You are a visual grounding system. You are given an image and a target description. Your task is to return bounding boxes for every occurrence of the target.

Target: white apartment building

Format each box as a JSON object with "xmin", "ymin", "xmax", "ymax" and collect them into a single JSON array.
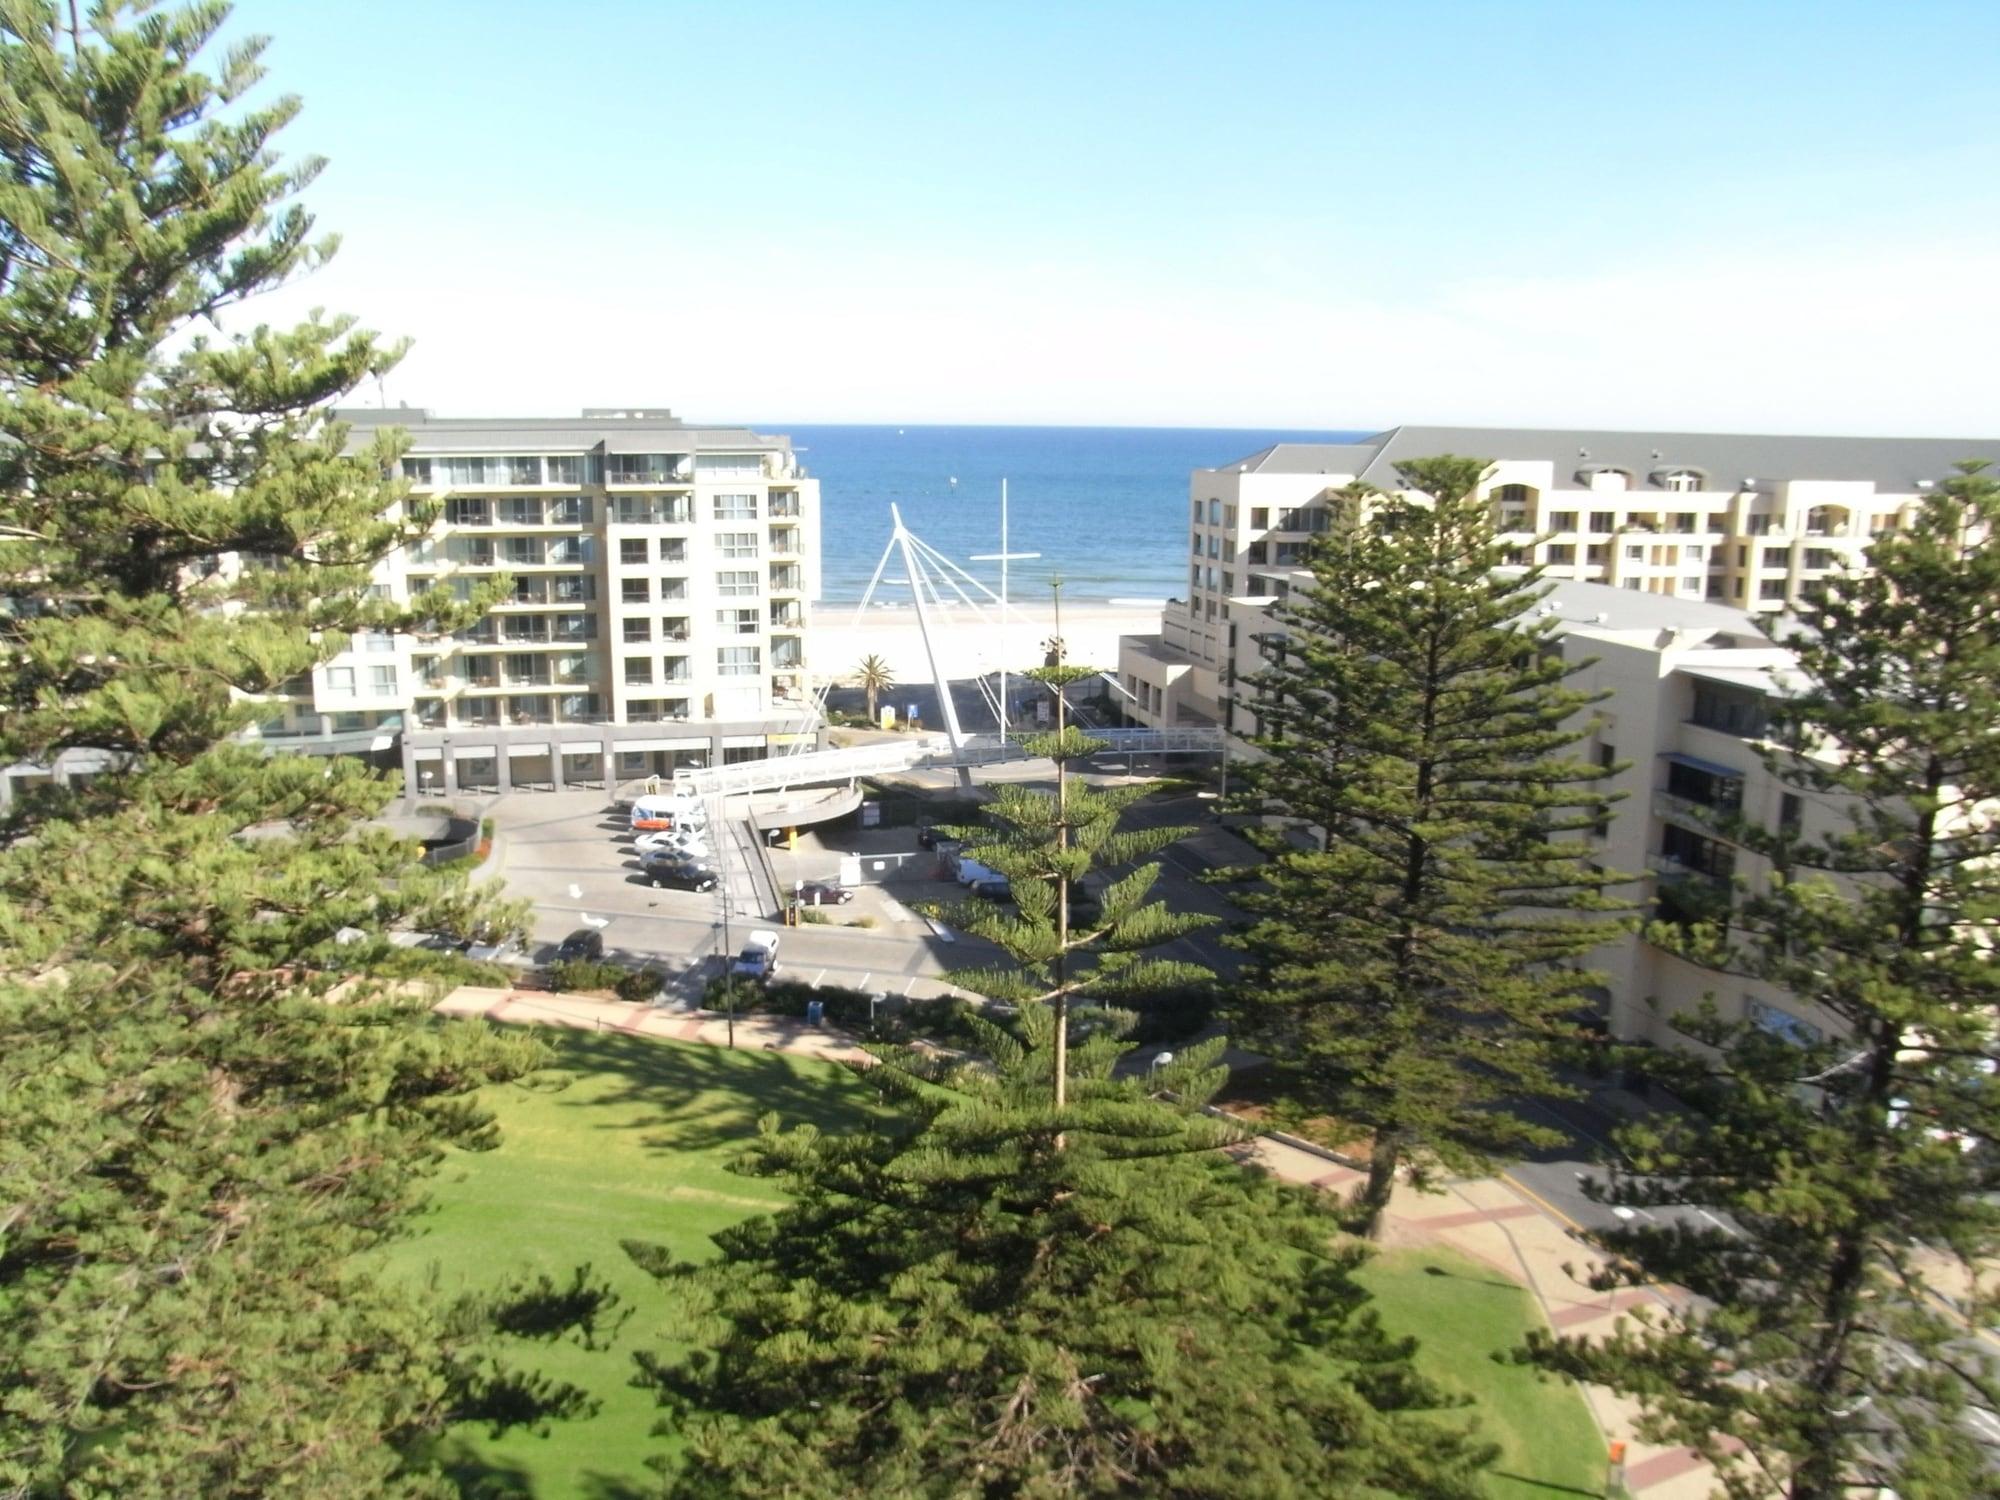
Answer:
[
  {"xmin": 259, "ymin": 406, "xmax": 822, "ymax": 797},
  {"xmin": 1122, "ymin": 425, "xmax": 1995, "ymax": 738}
]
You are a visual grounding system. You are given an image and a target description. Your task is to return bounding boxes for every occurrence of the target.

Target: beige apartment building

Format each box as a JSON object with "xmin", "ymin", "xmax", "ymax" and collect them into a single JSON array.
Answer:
[
  {"xmin": 266, "ymin": 406, "xmax": 821, "ymax": 796},
  {"xmin": 1123, "ymin": 424, "xmax": 1994, "ymax": 738},
  {"xmin": 1119, "ymin": 425, "xmax": 1998, "ymax": 1050}
]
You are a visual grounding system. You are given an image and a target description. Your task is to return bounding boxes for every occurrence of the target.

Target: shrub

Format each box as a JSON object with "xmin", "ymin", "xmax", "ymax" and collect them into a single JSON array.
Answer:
[
  {"xmin": 848, "ymin": 914, "xmax": 878, "ymax": 929},
  {"xmin": 480, "ymin": 816, "xmax": 496, "ymax": 839},
  {"xmin": 548, "ymin": 958, "xmax": 625, "ymax": 995},
  {"xmin": 897, "ymin": 995, "xmax": 984, "ymax": 1046},
  {"xmin": 615, "ymin": 967, "xmax": 662, "ymax": 1003},
  {"xmin": 799, "ymin": 908, "xmax": 833, "ymax": 925}
]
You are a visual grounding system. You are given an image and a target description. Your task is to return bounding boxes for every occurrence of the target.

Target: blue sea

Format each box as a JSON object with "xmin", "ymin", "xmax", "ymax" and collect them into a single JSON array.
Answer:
[{"xmin": 775, "ymin": 425, "xmax": 1366, "ymax": 605}]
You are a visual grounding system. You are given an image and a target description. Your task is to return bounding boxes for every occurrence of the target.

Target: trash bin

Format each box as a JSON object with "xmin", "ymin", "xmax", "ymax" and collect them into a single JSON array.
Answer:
[{"xmin": 806, "ymin": 999, "xmax": 825, "ymax": 1026}]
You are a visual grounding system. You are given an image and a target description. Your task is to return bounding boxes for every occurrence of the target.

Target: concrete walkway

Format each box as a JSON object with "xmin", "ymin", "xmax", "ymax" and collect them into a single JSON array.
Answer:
[{"xmin": 436, "ymin": 982, "xmax": 1711, "ymax": 1498}]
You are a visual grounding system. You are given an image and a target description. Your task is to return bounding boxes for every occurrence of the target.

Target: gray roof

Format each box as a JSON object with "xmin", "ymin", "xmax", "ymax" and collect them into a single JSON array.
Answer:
[
  {"xmin": 331, "ymin": 406, "xmax": 794, "ymax": 454},
  {"xmin": 1211, "ymin": 426, "xmax": 1999, "ymax": 493},
  {"xmin": 1529, "ymin": 576, "xmax": 1767, "ymax": 637}
]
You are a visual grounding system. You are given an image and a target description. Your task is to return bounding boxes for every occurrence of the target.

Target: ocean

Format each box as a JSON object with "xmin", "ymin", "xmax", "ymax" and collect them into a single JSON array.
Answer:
[{"xmin": 777, "ymin": 424, "xmax": 1364, "ymax": 606}]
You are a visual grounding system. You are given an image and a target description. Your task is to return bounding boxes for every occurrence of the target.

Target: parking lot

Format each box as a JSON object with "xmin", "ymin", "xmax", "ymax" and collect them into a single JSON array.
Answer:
[{"xmin": 475, "ymin": 789, "xmax": 998, "ymax": 1006}]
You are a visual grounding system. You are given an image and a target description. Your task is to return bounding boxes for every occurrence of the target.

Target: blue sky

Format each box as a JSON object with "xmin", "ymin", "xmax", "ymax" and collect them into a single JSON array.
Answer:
[{"xmin": 224, "ymin": 1, "xmax": 2000, "ymax": 432}]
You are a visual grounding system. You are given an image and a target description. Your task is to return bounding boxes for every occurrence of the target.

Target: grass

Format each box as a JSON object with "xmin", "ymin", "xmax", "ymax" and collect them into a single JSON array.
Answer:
[
  {"xmin": 378, "ymin": 1030, "xmax": 876, "ymax": 1499},
  {"xmin": 388, "ymin": 1031, "xmax": 1606, "ymax": 1499},
  {"xmin": 1355, "ymin": 1247, "xmax": 1609, "ymax": 1499}
]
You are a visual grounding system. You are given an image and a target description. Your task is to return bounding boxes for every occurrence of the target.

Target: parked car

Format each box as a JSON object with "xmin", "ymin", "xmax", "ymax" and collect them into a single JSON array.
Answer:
[
  {"xmin": 636, "ymin": 829, "xmax": 711, "ymax": 859},
  {"xmin": 630, "ymin": 791, "xmax": 706, "ymax": 832},
  {"xmin": 729, "ymin": 929, "xmax": 781, "ymax": 983},
  {"xmin": 646, "ymin": 861, "xmax": 718, "ymax": 892},
  {"xmin": 554, "ymin": 927, "xmax": 604, "ymax": 963},
  {"xmin": 794, "ymin": 881, "xmax": 853, "ymax": 906}
]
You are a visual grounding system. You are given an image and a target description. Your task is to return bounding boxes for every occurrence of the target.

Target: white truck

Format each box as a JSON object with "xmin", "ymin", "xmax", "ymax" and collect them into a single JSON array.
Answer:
[{"xmin": 729, "ymin": 929, "xmax": 781, "ymax": 984}]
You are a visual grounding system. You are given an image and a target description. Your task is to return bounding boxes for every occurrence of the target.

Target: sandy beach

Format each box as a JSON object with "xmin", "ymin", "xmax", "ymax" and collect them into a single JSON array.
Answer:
[{"xmin": 811, "ymin": 600, "xmax": 1162, "ymax": 686}]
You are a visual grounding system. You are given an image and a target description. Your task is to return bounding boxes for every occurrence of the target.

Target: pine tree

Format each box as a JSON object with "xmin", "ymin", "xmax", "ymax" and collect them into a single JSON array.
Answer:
[
  {"xmin": 628, "ymin": 1006, "xmax": 1496, "ymax": 1498},
  {"xmin": 930, "ymin": 651, "xmax": 1214, "ymax": 1113},
  {"xmin": 1523, "ymin": 466, "xmax": 2000, "ymax": 1499},
  {"xmin": 0, "ymin": 5, "xmax": 571, "ymax": 1491},
  {"xmin": 1226, "ymin": 458, "xmax": 1628, "ymax": 1234}
]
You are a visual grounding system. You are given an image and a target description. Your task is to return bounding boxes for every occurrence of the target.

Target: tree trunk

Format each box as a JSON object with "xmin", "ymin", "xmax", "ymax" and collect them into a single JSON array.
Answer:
[{"xmin": 1356, "ymin": 1133, "xmax": 1399, "ymax": 1239}]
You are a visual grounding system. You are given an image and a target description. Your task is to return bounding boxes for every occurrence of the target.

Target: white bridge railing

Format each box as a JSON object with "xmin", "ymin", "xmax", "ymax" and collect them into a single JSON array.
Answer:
[{"xmin": 658, "ymin": 727, "xmax": 1227, "ymax": 800}]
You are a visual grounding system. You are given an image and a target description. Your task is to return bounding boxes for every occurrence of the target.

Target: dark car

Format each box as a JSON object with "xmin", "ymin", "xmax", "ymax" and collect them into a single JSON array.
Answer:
[
  {"xmin": 916, "ymin": 823, "xmax": 945, "ymax": 849},
  {"xmin": 554, "ymin": 927, "xmax": 604, "ymax": 963},
  {"xmin": 794, "ymin": 881, "xmax": 853, "ymax": 906},
  {"xmin": 646, "ymin": 859, "xmax": 718, "ymax": 892}
]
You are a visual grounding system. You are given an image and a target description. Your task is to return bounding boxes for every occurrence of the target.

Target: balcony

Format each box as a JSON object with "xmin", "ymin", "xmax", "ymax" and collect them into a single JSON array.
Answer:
[
  {"xmin": 769, "ymin": 493, "xmax": 802, "ymax": 518},
  {"xmin": 770, "ymin": 605, "xmax": 804, "ymax": 629},
  {"xmin": 1653, "ymin": 790, "xmax": 1729, "ymax": 824},
  {"xmin": 769, "ymin": 565, "xmax": 803, "ymax": 593},
  {"xmin": 1647, "ymin": 851, "xmax": 1733, "ymax": 894}
]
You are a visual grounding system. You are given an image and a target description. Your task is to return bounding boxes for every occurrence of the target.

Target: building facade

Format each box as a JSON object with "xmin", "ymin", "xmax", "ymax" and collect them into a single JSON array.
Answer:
[
  {"xmin": 1122, "ymin": 424, "xmax": 1995, "ymax": 737},
  {"xmin": 256, "ymin": 406, "xmax": 822, "ymax": 796}
]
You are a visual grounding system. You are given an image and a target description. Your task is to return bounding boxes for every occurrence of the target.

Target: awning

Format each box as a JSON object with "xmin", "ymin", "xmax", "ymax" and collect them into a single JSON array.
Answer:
[
  {"xmin": 619, "ymin": 736, "xmax": 707, "ymax": 752},
  {"xmin": 722, "ymin": 734, "xmax": 768, "ymax": 749},
  {"xmin": 1660, "ymin": 750, "xmax": 1745, "ymax": 780},
  {"xmin": 450, "ymin": 744, "xmax": 496, "ymax": 760},
  {"xmin": 411, "ymin": 747, "xmax": 443, "ymax": 763},
  {"xmin": 558, "ymin": 740, "xmax": 602, "ymax": 756},
  {"xmin": 506, "ymin": 742, "xmax": 550, "ymax": 758}
]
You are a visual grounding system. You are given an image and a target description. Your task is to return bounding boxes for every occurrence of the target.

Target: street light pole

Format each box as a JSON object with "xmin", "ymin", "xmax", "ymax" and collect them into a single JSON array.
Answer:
[{"xmin": 971, "ymin": 478, "xmax": 1038, "ymax": 745}]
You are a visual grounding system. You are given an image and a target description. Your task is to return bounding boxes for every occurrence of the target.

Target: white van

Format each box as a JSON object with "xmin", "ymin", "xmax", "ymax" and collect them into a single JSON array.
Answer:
[{"xmin": 630, "ymin": 792, "xmax": 707, "ymax": 833}]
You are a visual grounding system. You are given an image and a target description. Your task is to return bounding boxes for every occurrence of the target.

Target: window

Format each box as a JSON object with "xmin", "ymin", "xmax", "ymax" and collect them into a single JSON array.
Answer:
[
  {"xmin": 1803, "ymin": 549, "xmax": 1835, "ymax": 571},
  {"xmin": 1681, "ymin": 577, "xmax": 1703, "ymax": 594},
  {"xmin": 620, "ymin": 538, "xmax": 649, "ymax": 565},
  {"xmin": 1779, "ymin": 793, "xmax": 1803, "ymax": 834},
  {"xmin": 1762, "ymin": 546, "xmax": 1789, "ymax": 568},
  {"xmin": 717, "ymin": 646, "xmax": 761, "ymax": 676},
  {"xmin": 660, "ymin": 538, "xmax": 687, "ymax": 563},
  {"xmin": 552, "ymin": 575, "xmax": 596, "ymax": 602},
  {"xmin": 1707, "ymin": 513, "xmax": 1726, "ymax": 533},
  {"xmin": 623, "ymin": 617, "xmax": 651, "ymax": 643},
  {"xmin": 547, "ymin": 536, "xmax": 593, "ymax": 565},
  {"xmin": 1661, "ymin": 470, "xmax": 1704, "ymax": 492},
  {"xmin": 1683, "ymin": 544, "xmax": 1704, "ymax": 561},
  {"xmin": 719, "ymin": 531, "xmax": 759, "ymax": 559},
  {"xmin": 1250, "ymin": 506, "xmax": 1269, "ymax": 529},
  {"xmin": 1590, "ymin": 511, "xmax": 1616, "ymax": 532},
  {"xmin": 1207, "ymin": 498, "xmax": 1221, "ymax": 524},
  {"xmin": 1190, "ymin": 531, "xmax": 1201, "ymax": 555},
  {"xmin": 1547, "ymin": 543, "xmax": 1575, "ymax": 565},
  {"xmin": 553, "ymin": 613, "xmax": 597, "ymax": 641},
  {"xmin": 713, "ymin": 493, "xmax": 757, "ymax": 520},
  {"xmin": 624, "ymin": 657, "xmax": 653, "ymax": 685},
  {"xmin": 1504, "ymin": 548, "xmax": 1529, "ymax": 567},
  {"xmin": 401, "ymin": 457, "xmax": 432, "ymax": 484},
  {"xmin": 1594, "ymin": 744, "xmax": 1615, "ymax": 837},
  {"xmin": 1746, "ymin": 998, "xmax": 1821, "ymax": 1047},
  {"xmin": 1548, "ymin": 511, "xmax": 1578, "ymax": 532},
  {"xmin": 1221, "ymin": 571, "xmax": 1234, "ymax": 594},
  {"xmin": 547, "ymin": 495, "xmax": 593, "ymax": 525},
  {"xmin": 1586, "ymin": 543, "xmax": 1607, "ymax": 564},
  {"xmin": 497, "ymin": 497, "xmax": 542, "ymax": 525},
  {"xmin": 546, "ymin": 455, "xmax": 587, "ymax": 486},
  {"xmin": 1223, "ymin": 504, "xmax": 1236, "ymax": 528},
  {"xmin": 697, "ymin": 453, "xmax": 760, "ymax": 478},
  {"xmin": 1501, "ymin": 509, "xmax": 1527, "ymax": 531},
  {"xmin": 445, "ymin": 497, "xmax": 490, "ymax": 527},
  {"xmin": 1206, "ymin": 534, "xmax": 1219, "ymax": 558},
  {"xmin": 1190, "ymin": 564, "xmax": 1201, "ymax": 594},
  {"xmin": 717, "ymin": 570, "xmax": 758, "ymax": 596},
  {"xmin": 716, "ymin": 608, "xmax": 760, "ymax": 635},
  {"xmin": 368, "ymin": 665, "xmax": 397, "ymax": 694},
  {"xmin": 1496, "ymin": 483, "xmax": 1530, "ymax": 504},
  {"xmin": 358, "ymin": 629, "xmax": 396, "ymax": 653},
  {"xmin": 325, "ymin": 667, "xmax": 355, "ymax": 697},
  {"xmin": 621, "ymin": 578, "xmax": 649, "ymax": 604},
  {"xmin": 1625, "ymin": 544, "xmax": 1644, "ymax": 560},
  {"xmin": 1192, "ymin": 501, "xmax": 1202, "ymax": 523},
  {"xmin": 502, "ymin": 536, "xmax": 543, "ymax": 565}
]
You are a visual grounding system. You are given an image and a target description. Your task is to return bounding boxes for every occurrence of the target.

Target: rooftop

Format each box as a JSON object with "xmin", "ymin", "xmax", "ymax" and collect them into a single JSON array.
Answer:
[
  {"xmin": 332, "ymin": 406, "xmax": 794, "ymax": 454},
  {"xmin": 1210, "ymin": 425, "xmax": 2000, "ymax": 493}
]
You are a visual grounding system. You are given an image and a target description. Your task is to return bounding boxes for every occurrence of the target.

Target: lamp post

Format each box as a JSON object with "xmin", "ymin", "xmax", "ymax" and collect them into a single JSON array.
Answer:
[{"xmin": 970, "ymin": 478, "xmax": 1039, "ymax": 744}]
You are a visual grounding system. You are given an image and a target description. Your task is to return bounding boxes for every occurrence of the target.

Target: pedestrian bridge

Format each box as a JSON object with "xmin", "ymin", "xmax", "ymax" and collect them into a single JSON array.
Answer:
[{"xmin": 620, "ymin": 726, "xmax": 1227, "ymax": 803}]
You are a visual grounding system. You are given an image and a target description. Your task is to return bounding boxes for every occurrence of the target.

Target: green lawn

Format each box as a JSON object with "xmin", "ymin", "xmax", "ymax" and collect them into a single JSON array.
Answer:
[
  {"xmin": 387, "ymin": 1031, "xmax": 1604, "ymax": 1498},
  {"xmin": 1356, "ymin": 1247, "xmax": 1608, "ymax": 1499}
]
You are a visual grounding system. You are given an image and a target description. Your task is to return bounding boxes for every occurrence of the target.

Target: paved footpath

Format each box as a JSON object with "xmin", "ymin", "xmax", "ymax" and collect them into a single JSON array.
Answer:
[{"xmin": 437, "ymin": 983, "xmax": 1712, "ymax": 1498}]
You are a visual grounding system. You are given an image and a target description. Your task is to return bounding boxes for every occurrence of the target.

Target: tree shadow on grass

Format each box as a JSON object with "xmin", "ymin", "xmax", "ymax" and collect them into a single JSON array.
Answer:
[
  {"xmin": 539, "ymin": 1027, "xmax": 883, "ymax": 1158},
  {"xmin": 1421, "ymin": 1260, "xmax": 1530, "ymax": 1293}
]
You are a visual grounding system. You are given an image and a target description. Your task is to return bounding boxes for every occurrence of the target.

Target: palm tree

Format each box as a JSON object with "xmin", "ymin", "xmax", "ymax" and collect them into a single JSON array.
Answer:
[{"xmin": 856, "ymin": 654, "xmax": 895, "ymax": 723}]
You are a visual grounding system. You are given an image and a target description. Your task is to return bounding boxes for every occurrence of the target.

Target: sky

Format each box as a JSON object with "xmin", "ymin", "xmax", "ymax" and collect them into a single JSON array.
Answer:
[{"xmin": 218, "ymin": 0, "xmax": 2000, "ymax": 434}]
